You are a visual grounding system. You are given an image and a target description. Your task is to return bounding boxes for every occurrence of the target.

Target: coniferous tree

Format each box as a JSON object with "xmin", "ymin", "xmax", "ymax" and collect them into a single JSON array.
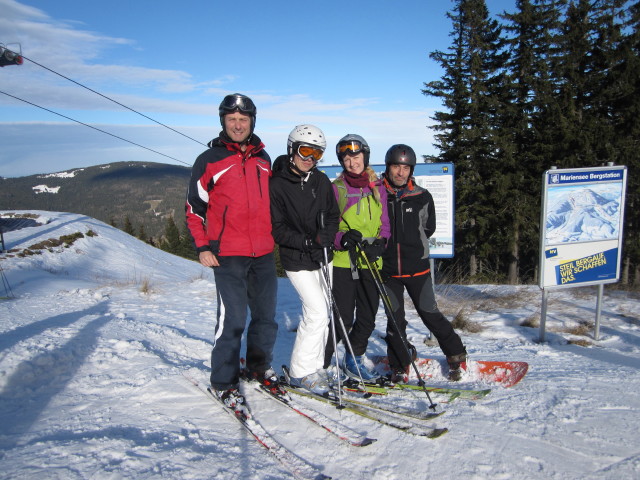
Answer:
[
  {"xmin": 424, "ymin": 0, "xmax": 638, "ymax": 285},
  {"xmin": 179, "ymin": 222, "xmax": 198, "ymax": 261},
  {"xmin": 424, "ymin": 0, "xmax": 506, "ymax": 280},
  {"xmin": 615, "ymin": 0, "xmax": 640, "ymax": 285},
  {"xmin": 160, "ymin": 216, "xmax": 181, "ymax": 255},
  {"xmin": 552, "ymin": 0, "xmax": 605, "ymax": 168},
  {"xmin": 588, "ymin": 0, "xmax": 626, "ymax": 162},
  {"xmin": 498, "ymin": 0, "xmax": 566, "ymax": 283},
  {"xmin": 424, "ymin": 7, "xmax": 470, "ymax": 165},
  {"xmin": 137, "ymin": 224, "xmax": 148, "ymax": 243},
  {"xmin": 123, "ymin": 216, "xmax": 135, "ymax": 236}
]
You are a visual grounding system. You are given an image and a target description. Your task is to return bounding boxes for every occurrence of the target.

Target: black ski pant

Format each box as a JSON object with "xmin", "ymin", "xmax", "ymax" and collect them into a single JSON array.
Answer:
[
  {"xmin": 384, "ymin": 273, "xmax": 465, "ymax": 370},
  {"xmin": 324, "ymin": 266, "xmax": 380, "ymax": 368},
  {"xmin": 210, "ymin": 253, "xmax": 278, "ymax": 390}
]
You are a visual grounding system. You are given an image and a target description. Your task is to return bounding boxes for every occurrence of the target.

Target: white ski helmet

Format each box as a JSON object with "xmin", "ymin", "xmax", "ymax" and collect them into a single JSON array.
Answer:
[{"xmin": 287, "ymin": 124, "xmax": 327, "ymax": 157}]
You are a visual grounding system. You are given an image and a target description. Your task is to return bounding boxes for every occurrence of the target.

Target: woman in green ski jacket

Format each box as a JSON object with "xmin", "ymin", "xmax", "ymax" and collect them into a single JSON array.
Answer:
[{"xmin": 324, "ymin": 134, "xmax": 390, "ymax": 381}]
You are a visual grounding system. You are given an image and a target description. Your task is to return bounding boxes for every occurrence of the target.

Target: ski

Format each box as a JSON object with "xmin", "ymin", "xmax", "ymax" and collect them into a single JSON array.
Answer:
[
  {"xmin": 247, "ymin": 380, "xmax": 376, "ymax": 447},
  {"xmin": 284, "ymin": 384, "xmax": 448, "ymax": 438},
  {"xmin": 281, "ymin": 365, "xmax": 441, "ymax": 422},
  {"xmin": 343, "ymin": 379, "xmax": 491, "ymax": 402},
  {"xmin": 340, "ymin": 387, "xmax": 446, "ymax": 421},
  {"xmin": 183, "ymin": 374, "xmax": 331, "ymax": 480}
]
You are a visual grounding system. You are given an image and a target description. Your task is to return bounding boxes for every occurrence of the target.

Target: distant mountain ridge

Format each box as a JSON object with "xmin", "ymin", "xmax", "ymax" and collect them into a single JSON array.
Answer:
[{"xmin": 0, "ymin": 161, "xmax": 191, "ymax": 241}]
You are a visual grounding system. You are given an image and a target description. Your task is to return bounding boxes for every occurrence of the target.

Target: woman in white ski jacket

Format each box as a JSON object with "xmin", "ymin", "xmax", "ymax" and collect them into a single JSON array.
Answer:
[{"xmin": 270, "ymin": 125, "xmax": 340, "ymax": 395}]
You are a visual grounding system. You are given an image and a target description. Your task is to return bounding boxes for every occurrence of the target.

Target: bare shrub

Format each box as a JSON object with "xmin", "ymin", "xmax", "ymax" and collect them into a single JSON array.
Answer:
[
  {"xmin": 140, "ymin": 278, "xmax": 152, "ymax": 294},
  {"xmin": 451, "ymin": 309, "xmax": 485, "ymax": 333},
  {"xmin": 520, "ymin": 314, "xmax": 540, "ymax": 328}
]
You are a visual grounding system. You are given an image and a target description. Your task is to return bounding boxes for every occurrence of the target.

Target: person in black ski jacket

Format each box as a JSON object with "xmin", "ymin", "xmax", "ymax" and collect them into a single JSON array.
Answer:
[
  {"xmin": 381, "ymin": 144, "xmax": 467, "ymax": 381},
  {"xmin": 270, "ymin": 125, "xmax": 340, "ymax": 395}
]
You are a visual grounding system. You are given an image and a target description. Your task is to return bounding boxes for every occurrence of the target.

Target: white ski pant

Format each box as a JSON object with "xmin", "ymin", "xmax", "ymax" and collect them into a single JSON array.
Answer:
[{"xmin": 287, "ymin": 264, "xmax": 333, "ymax": 379}]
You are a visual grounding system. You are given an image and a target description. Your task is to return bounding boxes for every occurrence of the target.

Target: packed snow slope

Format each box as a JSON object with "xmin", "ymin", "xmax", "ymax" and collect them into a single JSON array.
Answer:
[{"xmin": 1, "ymin": 211, "xmax": 639, "ymax": 480}]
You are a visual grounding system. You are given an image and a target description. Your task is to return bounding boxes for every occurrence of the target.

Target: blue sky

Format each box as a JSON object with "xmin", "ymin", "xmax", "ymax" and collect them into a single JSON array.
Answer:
[{"xmin": 0, "ymin": 0, "xmax": 514, "ymax": 177}]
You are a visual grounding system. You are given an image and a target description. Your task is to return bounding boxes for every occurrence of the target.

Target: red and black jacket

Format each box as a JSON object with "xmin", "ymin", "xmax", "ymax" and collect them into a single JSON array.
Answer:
[{"xmin": 185, "ymin": 133, "xmax": 274, "ymax": 257}]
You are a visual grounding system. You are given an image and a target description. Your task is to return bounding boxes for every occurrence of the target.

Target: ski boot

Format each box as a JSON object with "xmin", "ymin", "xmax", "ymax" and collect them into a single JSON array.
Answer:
[
  {"xmin": 385, "ymin": 367, "xmax": 409, "ymax": 385},
  {"xmin": 344, "ymin": 353, "xmax": 381, "ymax": 382},
  {"xmin": 447, "ymin": 351, "xmax": 467, "ymax": 381},
  {"xmin": 289, "ymin": 370, "xmax": 332, "ymax": 396},
  {"xmin": 323, "ymin": 365, "xmax": 348, "ymax": 388},
  {"xmin": 215, "ymin": 387, "xmax": 245, "ymax": 409},
  {"xmin": 248, "ymin": 367, "xmax": 287, "ymax": 395}
]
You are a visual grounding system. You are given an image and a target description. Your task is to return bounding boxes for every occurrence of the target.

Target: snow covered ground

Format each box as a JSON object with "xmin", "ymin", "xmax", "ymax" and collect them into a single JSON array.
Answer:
[{"xmin": 1, "ymin": 211, "xmax": 639, "ymax": 480}]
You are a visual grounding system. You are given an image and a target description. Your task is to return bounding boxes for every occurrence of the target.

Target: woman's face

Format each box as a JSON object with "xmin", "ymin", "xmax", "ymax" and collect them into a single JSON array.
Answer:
[
  {"xmin": 292, "ymin": 153, "xmax": 316, "ymax": 173},
  {"xmin": 342, "ymin": 152, "xmax": 365, "ymax": 175}
]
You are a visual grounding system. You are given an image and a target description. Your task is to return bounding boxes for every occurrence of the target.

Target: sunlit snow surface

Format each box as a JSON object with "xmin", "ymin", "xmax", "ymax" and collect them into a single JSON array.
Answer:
[{"xmin": 1, "ymin": 211, "xmax": 639, "ymax": 479}]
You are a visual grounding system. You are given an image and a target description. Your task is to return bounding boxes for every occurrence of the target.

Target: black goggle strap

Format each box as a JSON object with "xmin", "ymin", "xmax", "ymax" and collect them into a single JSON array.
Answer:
[{"xmin": 221, "ymin": 95, "xmax": 255, "ymax": 114}]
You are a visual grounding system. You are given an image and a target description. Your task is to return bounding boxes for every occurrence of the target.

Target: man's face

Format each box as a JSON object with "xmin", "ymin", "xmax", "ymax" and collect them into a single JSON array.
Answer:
[
  {"xmin": 224, "ymin": 112, "xmax": 252, "ymax": 143},
  {"xmin": 388, "ymin": 164, "xmax": 411, "ymax": 187}
]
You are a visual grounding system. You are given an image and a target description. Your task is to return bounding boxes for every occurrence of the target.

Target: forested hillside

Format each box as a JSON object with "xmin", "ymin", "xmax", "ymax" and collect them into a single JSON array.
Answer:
[
  {"xmin": 424, "ymin": 0, "xmax": 639, "ymax": 287},
  {"xmin": 0, "ymin": 161, "xmax": 190, "ymax": 243}
]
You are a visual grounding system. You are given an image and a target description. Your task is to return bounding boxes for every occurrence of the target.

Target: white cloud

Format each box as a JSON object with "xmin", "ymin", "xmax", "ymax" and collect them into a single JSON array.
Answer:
[{"xmin": 0, "ymin": 0, "xmax": 442, "ymax": 177}]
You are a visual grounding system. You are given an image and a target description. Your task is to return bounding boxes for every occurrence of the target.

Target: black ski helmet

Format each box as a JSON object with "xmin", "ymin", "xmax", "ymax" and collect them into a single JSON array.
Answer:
[
  {"xmin": 336, "ymin": 134, "xmax": 370, "ymax": 168},
  {"xmin": 385, "ymin": 144, "xmax": 417, "ymax": 176},
  {"xmin": 218, "ymin": 93, "xmax": 257, "ymax": 134}
]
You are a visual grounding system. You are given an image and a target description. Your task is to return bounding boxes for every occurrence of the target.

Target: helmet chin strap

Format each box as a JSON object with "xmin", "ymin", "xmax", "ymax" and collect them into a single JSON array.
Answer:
[{"xmin": 289, "ymin": 156, "xmax": 312, "ymax": 177}]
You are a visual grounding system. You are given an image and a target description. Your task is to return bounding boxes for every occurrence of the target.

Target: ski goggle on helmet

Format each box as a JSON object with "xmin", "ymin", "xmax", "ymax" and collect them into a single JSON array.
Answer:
[
  {"xmin": 218, "ymin": 93, "xmax": 256, "ymax": 117},
  {"xmin": 287, "ymin": 124, "xmax": 326, "ymax": 160},
  {"xmin": 337, "ymin": 141, "xmax": 364, "ymax": 156},
  {"xmin": 336, "ymin": 134, "xmax": 370, "ymax": 167},
  {"xmin": 218, "ymin": 93, "xmax": 257, "ymax": 133},
  {"xmin": 297, "ymin": 144, "xmax": 324, "ymax": 161}
]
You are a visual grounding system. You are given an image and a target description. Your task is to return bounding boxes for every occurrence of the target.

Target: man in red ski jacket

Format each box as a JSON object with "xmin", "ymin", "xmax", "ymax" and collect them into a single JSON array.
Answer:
[{"xmin": 186, "ymin": 93, "xmax": 279, "ymax": 407}]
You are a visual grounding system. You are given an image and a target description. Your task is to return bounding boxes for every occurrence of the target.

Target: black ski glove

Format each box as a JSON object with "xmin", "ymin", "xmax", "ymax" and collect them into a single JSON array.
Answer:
[
  {"xmin": 340, "ymin": 229, "xmax": 363, "ymax": 251},
  {"xmin": 363, "ymin": 238, "xmax": 386, "ymax": 262}
]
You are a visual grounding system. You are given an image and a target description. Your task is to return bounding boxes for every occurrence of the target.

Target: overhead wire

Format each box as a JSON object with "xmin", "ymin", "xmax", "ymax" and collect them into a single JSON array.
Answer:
[
  {"xmin": 20, "ymin": 54, "xmax": 208, "ymax": 148},
  {"xmin": 0, "ymin": 89, "xmax": 191, "ymax": 166},
  {"xmin": 1, "ymin": 52, "xmax": 210, "ymax": 166}
]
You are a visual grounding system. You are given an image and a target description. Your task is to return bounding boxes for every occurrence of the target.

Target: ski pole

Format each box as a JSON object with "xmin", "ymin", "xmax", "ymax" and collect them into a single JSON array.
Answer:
[
  {"xmin": 317, "ymin": 212, "xmax": 372, "ymax": 401},
  {"xmin": 318, "ymin": 262, "xmax": 373, "ymax": 398},
  {"xmin": 317, "ymin": 210, "xmax": 345, "ymax": 407},
  {"xmin": 356, "ymin": 243, "xmax": 438, "ymax": 410},
  {"xmin": 322, "ymin": 260, "xmax": 344, "ymax": 407}
]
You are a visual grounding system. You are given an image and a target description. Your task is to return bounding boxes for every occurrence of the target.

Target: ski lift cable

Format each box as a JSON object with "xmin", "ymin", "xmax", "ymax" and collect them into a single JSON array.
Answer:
[
  {"xmin": 20, "ymin": 54, "xmax": 208, "ymax": 148},
  {"xmin": 0, "ymin": 89, "xmax": 191, "ymax": 166}
]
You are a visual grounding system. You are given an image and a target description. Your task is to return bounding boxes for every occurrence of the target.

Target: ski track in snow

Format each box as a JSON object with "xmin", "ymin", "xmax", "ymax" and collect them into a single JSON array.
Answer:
[{"xmin": 1, "ymin": 211, "xmax": 640, "ymax": 479}]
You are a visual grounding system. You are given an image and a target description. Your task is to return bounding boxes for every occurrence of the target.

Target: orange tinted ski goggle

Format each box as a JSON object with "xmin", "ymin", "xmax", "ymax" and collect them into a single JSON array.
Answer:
[
  {"xmin": 337, "ymin": 141, "xmax": 363, "ymax": 155},
  {"xmin": 298, "ymin": 145, "xmax": 324, "ymax": 161}
]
